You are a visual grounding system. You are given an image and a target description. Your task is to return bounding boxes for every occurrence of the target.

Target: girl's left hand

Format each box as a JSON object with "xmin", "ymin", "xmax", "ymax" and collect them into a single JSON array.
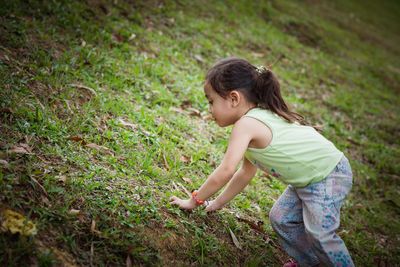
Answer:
[
  {"xmin": 169, "ymin": 196, "xmax": 197, "ymax": 210},
  {"xmin": 205, "ymin": 199, "xmax": 222, "ymax": 212}
]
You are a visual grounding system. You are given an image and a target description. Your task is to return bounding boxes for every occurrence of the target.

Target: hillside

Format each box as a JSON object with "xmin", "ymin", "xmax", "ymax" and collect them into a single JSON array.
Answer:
[{"xmin": 1, "ymin": 0, "xmax": 399, "ymax": 266}]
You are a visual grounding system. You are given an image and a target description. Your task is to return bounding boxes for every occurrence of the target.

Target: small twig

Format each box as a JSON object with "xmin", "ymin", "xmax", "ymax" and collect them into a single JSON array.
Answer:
[
  {"xmin": 163, "ymin": 153, "xmax": 170, "ymax": 171},
  {"xmin": 64, "ymin": 99, "xmax": 73, "ymax": 113},
  {"xmin": 90, "ymin": 242, "xmax": 94, "ymax": 267},
  {"xmin": 30, "ymin": 176, "xmax": 48, "ymax": 197},
  {"xmin": 176, "ymin": 182, "xmax": 191, "ymax": 198},
  {"xmin": 235, "ymin": 215, "xmax": 280, "ymax": 249},
  {"xmin": 267, "ymin": 54, "xmax": 284, "ymax": 69},
  {"xmin": 171, "ymin": 181, "xmax": 191, "ymax": 198}
]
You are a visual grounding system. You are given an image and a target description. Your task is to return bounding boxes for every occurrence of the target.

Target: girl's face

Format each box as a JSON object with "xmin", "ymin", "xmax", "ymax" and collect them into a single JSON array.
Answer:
[{"xmin": 204, "ymin": 83, "xmax": 237, "ymax": 127}]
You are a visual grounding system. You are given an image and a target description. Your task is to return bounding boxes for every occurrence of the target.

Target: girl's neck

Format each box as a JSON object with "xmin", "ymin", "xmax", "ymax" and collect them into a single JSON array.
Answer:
[{"xmin": 236, "ymin": 102, "xmax": 257, "ymax": 121}]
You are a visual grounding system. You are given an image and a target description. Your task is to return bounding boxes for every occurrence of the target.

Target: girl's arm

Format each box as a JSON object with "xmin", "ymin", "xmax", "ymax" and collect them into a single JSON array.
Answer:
[
  {"xmin": 206, "ymin": 157, "xmax": 257, "ymax": 211},
  {"xmin": 170, "ymin": 117, "xmax": 256, "ymax": 209},
  {"xmin": 194, "ymin": 118, "xmax": 256, "ymax": 199}
]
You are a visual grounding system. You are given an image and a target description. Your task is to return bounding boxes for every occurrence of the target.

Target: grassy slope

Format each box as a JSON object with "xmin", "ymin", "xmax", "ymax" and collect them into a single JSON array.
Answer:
[{"xmin": 0, "ymin": 0, "xmax": 399, "ymax": 266}]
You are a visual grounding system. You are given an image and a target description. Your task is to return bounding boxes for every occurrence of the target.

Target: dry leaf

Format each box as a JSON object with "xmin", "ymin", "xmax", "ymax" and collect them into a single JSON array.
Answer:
[
  {"xmin": 58, "ymin": 175, "xmax": 67, "ymax": 184},
  {"xmin": 181, "ymin": 177, "xmax": 192, "ymax": 184},
  {"xmin": 187, "ymin": 107, "xmax": 201, "ymax": 117},
  {"xmin": 252, "ymin": 52, "xmax": 265, "ymax": 58},
  {"xmin": 128, "ymin": 33, "xmax": 136, "ymax": 41},
  {"xmin": 170, "ymin": 107, "xmax": 185, "ymax": 114},
  {"xmin": 1, "ymin": 209, "xmax": 37, "ymax": 236},
  {"xmin": 126, "ymin": 255, "xmax": 132, "ymax": 267},
  {"xmin": 228, "ymin": 227, "xmax": 242, "ymax": 249},
  {"xmin": 68, "ymin": 136, "xmax": 85, "ymax": 143},
  {"xmin": 69, "ymin": 83, "xmax": 97, "ymax": 96},
  {"xmin": 85, "ymin": 143, "xmax": 113, "ymax": 155},
  {"xmin": 91, "ymin": 219, "xmax": 101, "ymax": 234},
  {"xmin": 68, "ymin": 209, "xmax": 80, "ymax": 216},
  {"xmin": 113, "ymin": 33, "xmax": 124, "ymax": 42},
  {"xmin": 194, "ymin": 54, "xmax": 205, "ymax": 63},
  {"xmin": 9, "ymin": 143, "xmax": 33, "ymax": 154},
  {"xmin": 118, "ymin": 118, "xmax": 137, "ymax": 131},
  {"xmin": 180, "ymin": 155, "xmax": 190, "ymax": 163},
  {"xmin": 91, "ymin": 220, "xmax": 96, "ymax": 232},
  {"xmin": 202, "ymin": 114, "xmax": 213, "ymax": 121}
]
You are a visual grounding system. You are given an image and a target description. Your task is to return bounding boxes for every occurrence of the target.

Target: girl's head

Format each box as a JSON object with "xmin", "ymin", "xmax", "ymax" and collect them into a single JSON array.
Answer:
[{"xmin": 204, "ymin": 57, "xmax": 304, "ymax": 126}]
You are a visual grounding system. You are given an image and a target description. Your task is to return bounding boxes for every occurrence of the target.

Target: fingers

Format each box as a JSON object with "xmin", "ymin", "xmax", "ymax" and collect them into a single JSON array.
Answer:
[{"xmin": 169, "ymin": 196, "xmax": 180, "ymax": 205}]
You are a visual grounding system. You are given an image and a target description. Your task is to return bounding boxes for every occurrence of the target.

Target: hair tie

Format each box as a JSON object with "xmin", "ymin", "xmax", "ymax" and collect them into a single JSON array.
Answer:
[{"xmin": 256, "ymin": 65, "xmax": 267, "ymax": 74}]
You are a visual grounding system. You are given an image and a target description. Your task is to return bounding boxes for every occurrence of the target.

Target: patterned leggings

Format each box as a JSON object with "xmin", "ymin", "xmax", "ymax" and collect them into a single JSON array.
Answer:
[{"xmin": 269, "ymin": 156, "xmax": 355, "ymax": 267}]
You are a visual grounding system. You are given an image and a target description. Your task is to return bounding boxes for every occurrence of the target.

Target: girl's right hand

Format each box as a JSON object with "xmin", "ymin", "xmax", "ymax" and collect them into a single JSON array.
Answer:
[{"xmin": 169, "ymin": 196, "xmax": 197, "ymax": 210}]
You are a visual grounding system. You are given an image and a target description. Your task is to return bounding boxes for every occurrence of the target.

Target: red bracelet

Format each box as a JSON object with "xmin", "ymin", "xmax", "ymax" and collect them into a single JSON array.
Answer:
[{"xmin": 191, "ymin": 191, "xmax": 205, "ymax": 206}]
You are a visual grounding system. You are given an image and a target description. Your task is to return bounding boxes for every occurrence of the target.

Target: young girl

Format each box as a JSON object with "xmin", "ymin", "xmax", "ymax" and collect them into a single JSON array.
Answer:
[{"xmin": 170, "ymin": 57, "xmax": 354, "ymax": 267}]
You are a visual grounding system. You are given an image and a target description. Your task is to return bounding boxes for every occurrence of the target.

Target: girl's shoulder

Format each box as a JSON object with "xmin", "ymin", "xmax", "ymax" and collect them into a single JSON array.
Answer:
[{"xmin": 234, "ymin": 116, "xmax": 273, "ymax": 149}]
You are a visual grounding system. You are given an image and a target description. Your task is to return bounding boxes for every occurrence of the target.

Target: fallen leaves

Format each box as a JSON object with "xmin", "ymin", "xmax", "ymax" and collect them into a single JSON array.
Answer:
[
  {"xmin": 228, "ymin": 227, "xmax": 242, "ymax": 250},
  {"xmin": 57, "ymin": 175, "xmax": 67, "ymax": 184},
  {"xmin": 68, "ymin": 209, "xmax": 81, "ymax": 216},
  {"xmin": 181, "ymin": 177, "xmax": 193, "ymax": 184},
  {"xmin": 180, "ymin": 155, "xmax": 190, "ymax": 163},
  {"xmin": 118, "ymin": 118, "xmax": 137, "ymax": 131},
  {"xmin": 85, "ymin": 143, "xmax": 114, "ymax": 155},
  {"xmin": 68, "ymin": 135, "xmax": 86, "ymax": 144},
  {"xmin": 118, "ymin": 117, "xmax": 153, "ymax": 137},
  {"xmin": 8, "ymin": 143, "xmax": 33, "ymax": 155},
  {"xmin": 169, "ymin": 105, "xmax": 205, "ymax": 119},
  {"xmin": 1, "ymin": 209, "xmax": 37, "ymax": 236},
  {"xmin": 193, "ymin": 54, "xmax": 205, "ymax": 63},
  {"xmin": 67, "ymin": 135, "xmax": 114, "ymax": 155},
  {"xmin": 251, "ymin": 52, "xmax": 265, "ymax": 58},
  {"xmin": 90, "ymin": 219, "xmax": 101, "ymax": 235}
]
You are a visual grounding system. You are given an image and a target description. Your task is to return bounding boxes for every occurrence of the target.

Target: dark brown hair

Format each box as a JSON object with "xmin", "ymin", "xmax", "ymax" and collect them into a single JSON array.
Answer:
[{"xmin": 205, "ymin": 57, "xmax": 306, "ymax": 125}]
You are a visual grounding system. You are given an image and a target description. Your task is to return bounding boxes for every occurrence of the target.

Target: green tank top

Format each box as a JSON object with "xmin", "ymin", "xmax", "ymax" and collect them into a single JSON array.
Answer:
[{"xmin": 244, "ymin": 108, "xmax": 343, "ymax": 187}]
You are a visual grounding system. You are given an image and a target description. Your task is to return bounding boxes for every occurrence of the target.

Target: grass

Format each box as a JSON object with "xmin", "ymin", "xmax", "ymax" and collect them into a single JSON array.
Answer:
[{"xmin": 0, "ymin": 0, "xmax": 399, "ymax": 266}]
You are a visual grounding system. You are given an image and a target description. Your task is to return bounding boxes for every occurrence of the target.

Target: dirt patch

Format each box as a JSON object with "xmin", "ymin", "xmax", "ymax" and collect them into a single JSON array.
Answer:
[{"xmin": 141, "ymin": 224, "xmax": 190, "ymax": 265}]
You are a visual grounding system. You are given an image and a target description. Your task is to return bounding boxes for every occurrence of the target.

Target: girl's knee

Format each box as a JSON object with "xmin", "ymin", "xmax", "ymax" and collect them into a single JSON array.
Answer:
[{"xmin": 305, "ymin": 229, "xmax": 337, "ymax": 250}]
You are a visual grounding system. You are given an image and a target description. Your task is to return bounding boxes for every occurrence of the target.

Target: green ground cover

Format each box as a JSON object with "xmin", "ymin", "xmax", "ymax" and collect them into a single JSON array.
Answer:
[{"xmin": 0, "ymin": 0, "xmax": 399, "ymax": 266}]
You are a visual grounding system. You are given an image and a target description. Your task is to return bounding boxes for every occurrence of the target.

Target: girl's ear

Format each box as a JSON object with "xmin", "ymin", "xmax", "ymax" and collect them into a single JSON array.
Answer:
[{"xmin": 229, "ymin": 90, "xmax": 241, "ymax": 107}]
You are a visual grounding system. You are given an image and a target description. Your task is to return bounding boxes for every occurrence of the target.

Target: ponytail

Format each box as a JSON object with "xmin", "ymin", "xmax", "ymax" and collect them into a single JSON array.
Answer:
[{"xmin": 253, "ymin": 68, "xmax": 306, "ymax": 125}]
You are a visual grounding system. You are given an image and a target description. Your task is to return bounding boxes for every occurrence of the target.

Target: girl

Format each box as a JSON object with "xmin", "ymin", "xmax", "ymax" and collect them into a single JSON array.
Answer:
[{"xmin": 170, "ymin": 57, "xmax": 354, "ymax": 267}]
